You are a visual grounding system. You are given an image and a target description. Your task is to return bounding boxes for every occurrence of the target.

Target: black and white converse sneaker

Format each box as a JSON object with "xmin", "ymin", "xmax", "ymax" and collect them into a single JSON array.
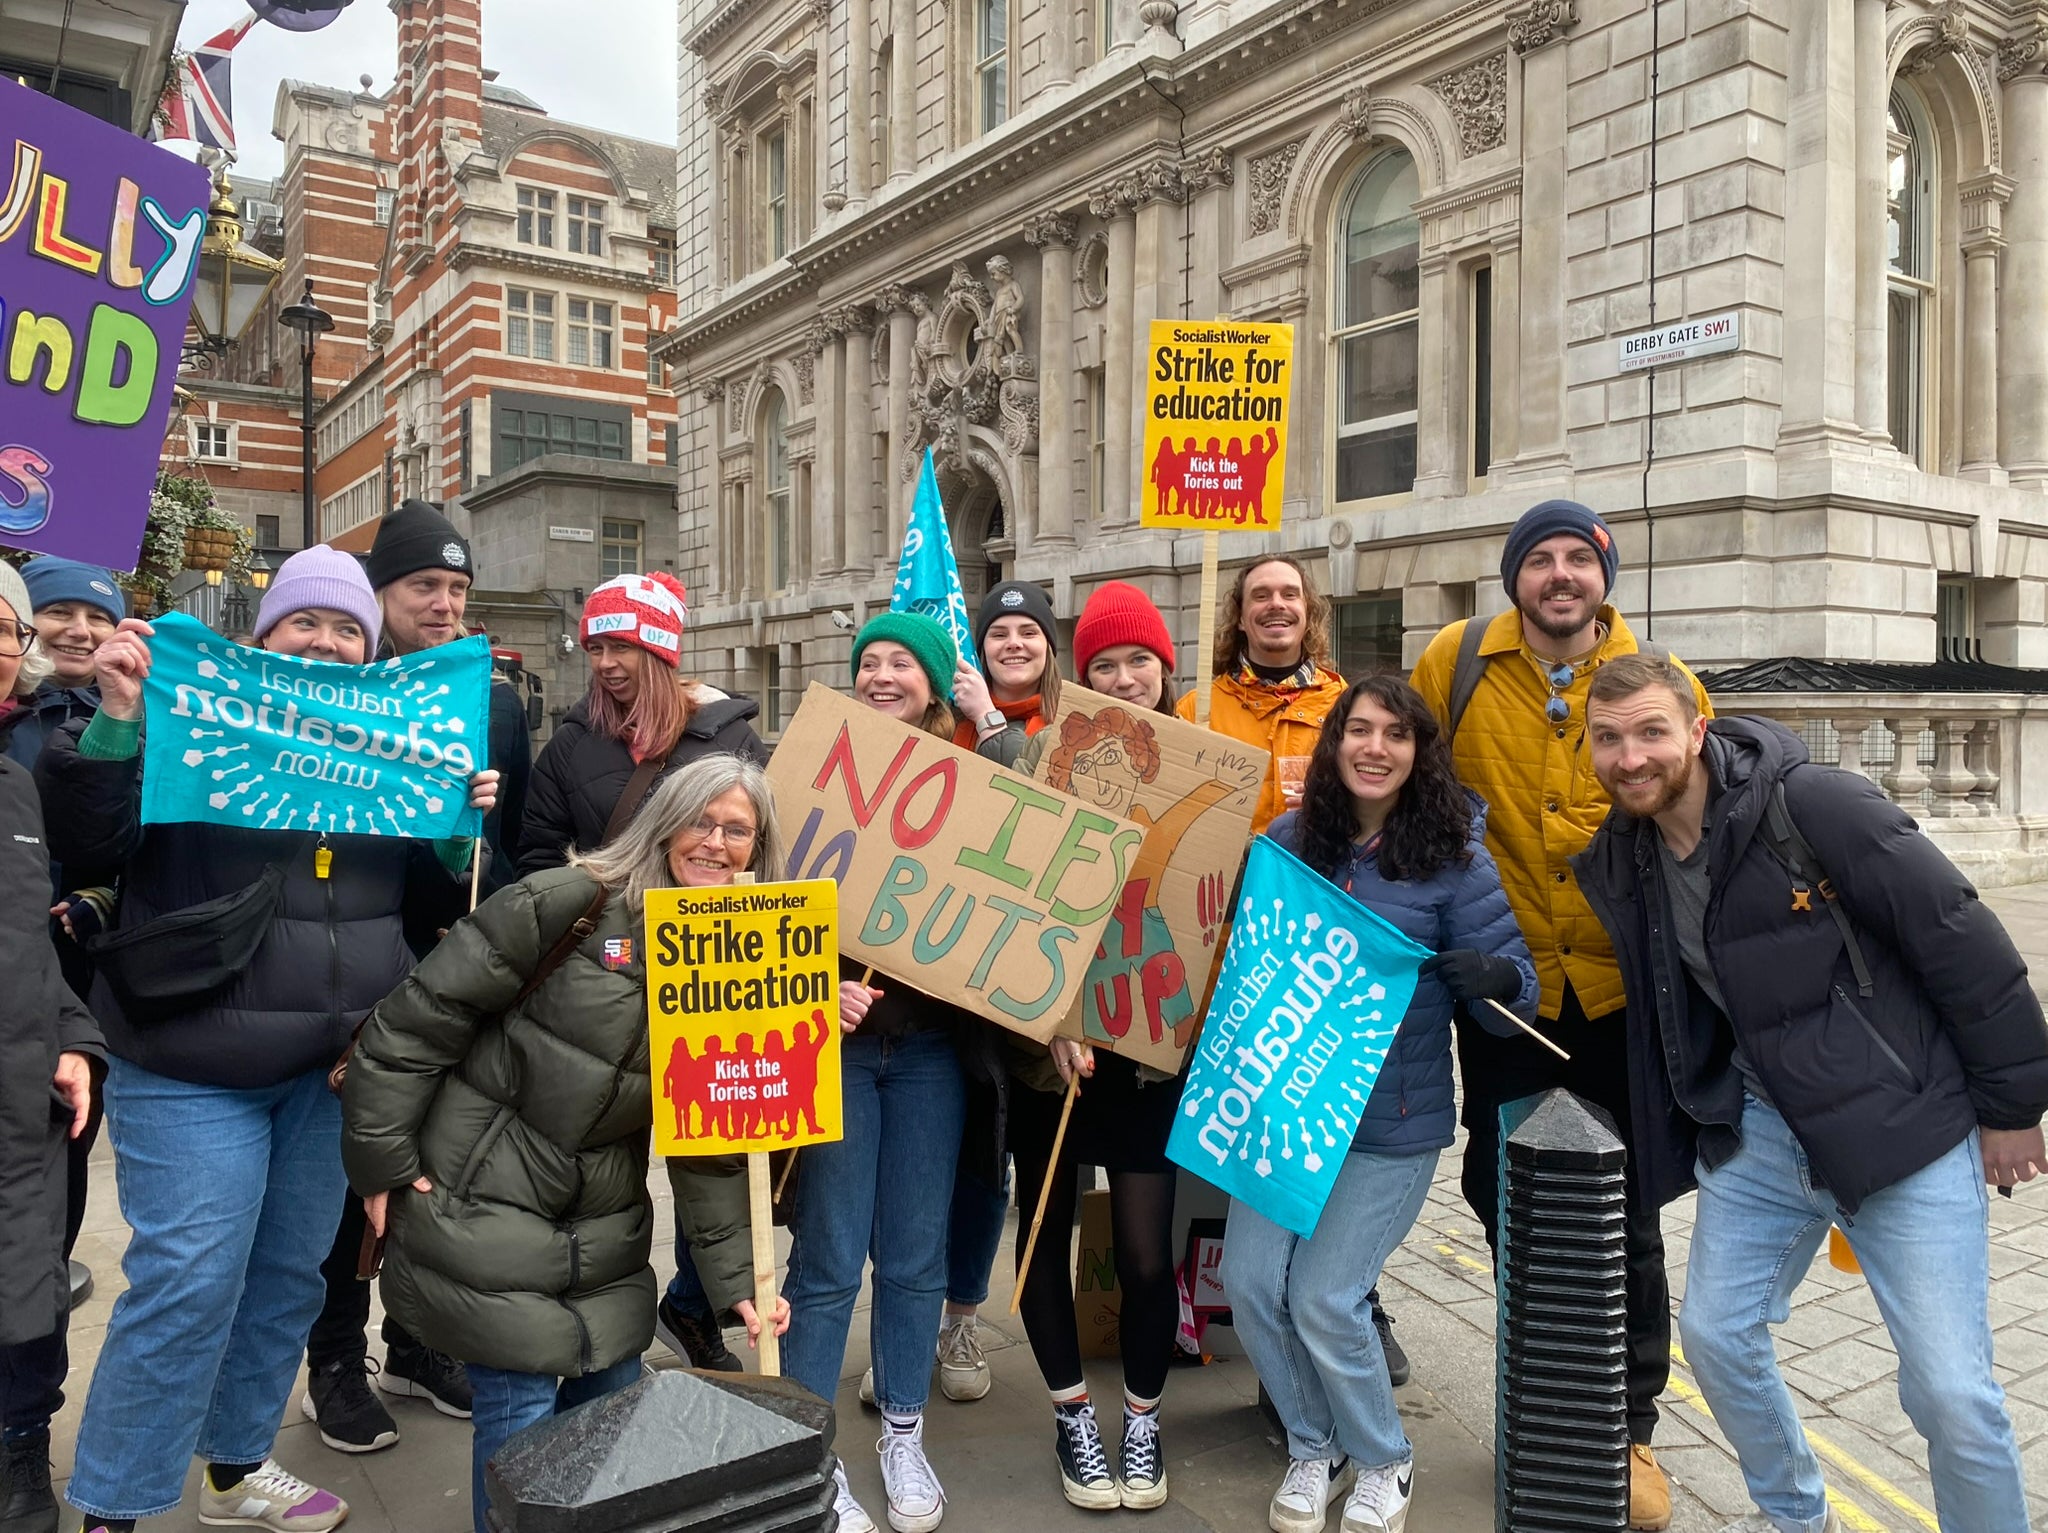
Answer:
[
  {"xmin": 1119, "ymin": 1406, "xmax": 1168, "ymax": 1510},
  {"xmin": 1052, "ymin": 1402, "xmax": 1119, "ymax": 1511}
]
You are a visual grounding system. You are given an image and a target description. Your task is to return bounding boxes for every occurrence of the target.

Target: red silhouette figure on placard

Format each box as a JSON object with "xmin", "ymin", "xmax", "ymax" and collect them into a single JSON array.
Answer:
[
  {"xmin": 661, "ymin": 1037, "xmax": 702, "ymax": 1140},
  {"xmin": 787, "ymin": 1013, "xmax": 830, "ymax": 1136},
  {"xmin": 762, "ymin": 1029, "xmax": 791, "ymax": 1137},
  {"xmin": 698, "ymin": 1033, "xmax": 730, "ymax": 1139},
  {"xmin": 1149, "ymin": 437, "xmax": 1186, "ymax": 519},
  {"xmin": 729, "ymin": 1033, "xmax": 761, "ymax": 1138},
  {"xmin": 1201, "ymin": 438, "xmax": 1224, "ymax": 519},
  {"xmin": 1223, "ymin": 437, "xmax": 1245, "ymax": 523},
  {"xmin": 1240, "ymin": 427, "xmax": 1279, "ymax": 526}
]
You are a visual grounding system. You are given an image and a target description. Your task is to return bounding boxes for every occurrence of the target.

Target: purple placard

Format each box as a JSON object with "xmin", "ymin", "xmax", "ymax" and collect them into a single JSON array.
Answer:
[{"xmin": 0, "ymin": 77, "xmax": 213, "ymax": 571}]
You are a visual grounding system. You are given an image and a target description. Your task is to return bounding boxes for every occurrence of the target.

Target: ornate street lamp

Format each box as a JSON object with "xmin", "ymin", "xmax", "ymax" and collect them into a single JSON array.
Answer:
[
  {"xmin": 185, "ymin": 174, "xmax": 285, "ymax": 369},
  {"xmin": 278, "ymin": 281, "xmax": 335, "ymax": 550}
]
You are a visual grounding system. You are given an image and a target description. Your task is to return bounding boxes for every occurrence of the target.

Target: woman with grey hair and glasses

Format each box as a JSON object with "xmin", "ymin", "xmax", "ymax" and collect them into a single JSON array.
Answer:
[{"xmin": 340, "ymin": 753, "xmax": 796, "ymax": 1533}]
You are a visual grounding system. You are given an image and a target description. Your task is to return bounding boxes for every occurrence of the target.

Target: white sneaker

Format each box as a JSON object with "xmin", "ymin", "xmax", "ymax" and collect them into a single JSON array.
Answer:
[
  {"xmin": 936, "ymin": 1315, "xmax": 990, "ymax": 1402},
  {"xmin": 1340, "ymin": 1459, "xmax": 1413, "ymax": 1533},
  {"xmin": 859, "ymin": 1366, "xmax": 879, "ymax": 1408},
  {"xmin": 877, "ymin": 1419, "xmax": 946, "ymax": 1532},
  {"xmin": 1270, "ymin": 1455, "xmax": 1351, "ymax": 1533},
  {"xmin": 833, "ymin": 1459, "xmax": 878, "ymax": 1533},
  {"xmin": 196, "ymin": 1459, "xmax": 348, "ymax": 1530}
]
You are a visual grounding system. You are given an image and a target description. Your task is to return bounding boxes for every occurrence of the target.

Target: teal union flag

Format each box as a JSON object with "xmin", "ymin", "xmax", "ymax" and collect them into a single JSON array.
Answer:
[
  {"xmin": 1168, "ymin": 835, "xmax": 1430, "ymax": 1237},
  {"xmin": 140, "ymin": 612, "xmax": 490, "ymax": 839},
  {"xmin": 891, "ymin": 447, "xmax": 979, "ymax": 685}
]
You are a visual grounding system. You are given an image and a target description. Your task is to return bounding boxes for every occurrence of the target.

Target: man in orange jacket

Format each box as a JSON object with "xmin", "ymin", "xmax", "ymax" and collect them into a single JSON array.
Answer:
[{"xmin": 1411, "ymin": 499, "xmax": 1710, "ymax": 1532}]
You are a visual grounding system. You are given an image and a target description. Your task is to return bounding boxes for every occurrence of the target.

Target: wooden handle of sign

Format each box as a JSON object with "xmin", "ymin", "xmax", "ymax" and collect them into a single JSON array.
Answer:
[
  {"xmin": 1482, "ymin": 997, "xmax": 1572, "ymax": 1061},
  {"xmin": 1009, "ymin": 1073, "xmax": 1080, "ymax": 1317},
  {"xmin": 1192, "ymin": 531, "xmax": 1221, "ymax": 725},
  {"xmin": 468, "ymin": 842, "xmax": 483, "ymax": 913},
  {"xmin": 746, "ymin": 1151, "xmax": 781, "ymax": 1376}
]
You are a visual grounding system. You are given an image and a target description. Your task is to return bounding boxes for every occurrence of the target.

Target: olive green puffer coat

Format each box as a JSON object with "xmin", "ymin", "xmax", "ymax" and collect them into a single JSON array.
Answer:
[{"xmin": 341, "ymin": 865, "xmax": 750, "ymax": 1377}]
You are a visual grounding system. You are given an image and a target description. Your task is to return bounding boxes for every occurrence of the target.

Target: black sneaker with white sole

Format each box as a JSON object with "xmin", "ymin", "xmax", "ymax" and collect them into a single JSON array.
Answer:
[
  {"xmin": 1053, "ymin": 1403, "xmax": 1119, "ymax": 1511},
  {"xmin": 1119, "ymin": 1407, "xmax": 1168, "ymax": 1510},
  {"xmin": 301, "ymin": 1358, "xmax": 399, "ymax": 1454},
  {"xmin": 380, "ymin": 1340, "xmax": 473, "ymax": 1418},
  {"xmin": 1369, "ymin": 1290, "xmax": 1410, "ymax": 1388}
]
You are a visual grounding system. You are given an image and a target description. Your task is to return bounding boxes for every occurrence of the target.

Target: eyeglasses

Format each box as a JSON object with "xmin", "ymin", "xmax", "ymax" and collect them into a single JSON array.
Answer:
[
  {"xmin": 0, "ymin": 622, "xmax": 38, "ymax": 659},
  {"xmin": 1541, "ymin": 662, "xmax": 1574, "ymax": 725},
  {"xmin": 685, "ymin": 817, "xmax": 757, "ymax": 848}
]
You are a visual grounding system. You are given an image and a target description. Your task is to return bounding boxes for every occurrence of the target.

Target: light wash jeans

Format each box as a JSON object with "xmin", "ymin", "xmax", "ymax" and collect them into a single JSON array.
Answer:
[
  {"xmin": 468, "ymin": 1358, "xmax": 642, "ymax": 1533},
  {"xmin": 1680, "ymin": 1096, "xmax": 2029, "ymax": 1533},
  {"xmin": 1222, "ymin": 1148, "xmax": 1437, "ymax": 1472},
  {"xmin": 946, "ymin": 1155, "xmax": 1010, "ymax": 1307},
  {"xmin": 782, "ymin": 1028, "xmax": 965, "ymax": 1415},
  {"xmin": 66, "ymin": 1060, "xmax": 346, "ymax": 1521}
]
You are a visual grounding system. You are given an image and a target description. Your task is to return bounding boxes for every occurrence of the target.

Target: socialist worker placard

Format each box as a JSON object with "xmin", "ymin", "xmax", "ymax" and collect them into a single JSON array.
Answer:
[{"xmin": 1140, "ymin": 319, "xmax": 1295, "ymax": 531}]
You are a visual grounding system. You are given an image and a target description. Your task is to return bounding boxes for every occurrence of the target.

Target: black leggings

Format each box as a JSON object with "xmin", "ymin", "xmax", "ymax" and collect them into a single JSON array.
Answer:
[{"xmin": 1009, "ymin": 1096, "xmax": 1178, "ymax": 1402}]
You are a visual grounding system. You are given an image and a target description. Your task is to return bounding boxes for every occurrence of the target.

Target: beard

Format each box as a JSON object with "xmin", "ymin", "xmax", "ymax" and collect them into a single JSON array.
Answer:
[
  {"xmin": 1612, "ymin": 751, "xmax": 1695, "ymax": 818},
  {"xmin": 1518, "ymin": 581, "xmax": 1599, "ymax": 641}
]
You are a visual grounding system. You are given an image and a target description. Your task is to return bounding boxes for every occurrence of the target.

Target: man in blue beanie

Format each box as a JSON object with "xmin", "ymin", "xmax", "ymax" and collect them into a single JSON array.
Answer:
[{"xmin": 1411, "ymin": 499, "xmax": 1711, "ymax": 1531}]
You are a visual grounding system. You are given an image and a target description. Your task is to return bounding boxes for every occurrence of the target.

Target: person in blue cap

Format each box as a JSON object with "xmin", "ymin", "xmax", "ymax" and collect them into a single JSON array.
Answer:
[{"xmin": 0, "ymin": 558, "xmax": 125, "ymax": 773}]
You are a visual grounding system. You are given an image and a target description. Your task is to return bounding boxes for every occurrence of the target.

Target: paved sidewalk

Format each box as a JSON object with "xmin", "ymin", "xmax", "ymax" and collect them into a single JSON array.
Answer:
[{"xmin": 40, "ymin": 882, "xmax": 2048, "ymax": 1531}]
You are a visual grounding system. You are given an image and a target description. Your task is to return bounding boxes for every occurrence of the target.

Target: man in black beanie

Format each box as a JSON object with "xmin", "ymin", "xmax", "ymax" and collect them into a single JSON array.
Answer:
[
  {"xmin": 1410, "ymin": 499, "xmax": 1711, "ymax": 1530},
  {"xmin": 299, "ymin": 500, "xmax": 532, "ymax": 1456}
]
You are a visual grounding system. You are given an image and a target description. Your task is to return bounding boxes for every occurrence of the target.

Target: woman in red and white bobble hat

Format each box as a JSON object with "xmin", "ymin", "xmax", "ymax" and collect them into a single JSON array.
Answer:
[{"xmin": 517, "ymin": 572, "xmax": 768, "ymax": 1372}]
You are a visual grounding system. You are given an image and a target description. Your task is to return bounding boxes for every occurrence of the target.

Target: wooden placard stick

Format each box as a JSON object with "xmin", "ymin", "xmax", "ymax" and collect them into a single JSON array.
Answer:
[
  {"xmin": 1481, "ymin": 997, "xmax": 1572, "ymax": 1062},
  {"xmin": 733, "ymin": 872, "xmax": 782, "ymax": 1375},
  {"xmin": 469, "ymin": 841, "xmax": 483, "ymax": 913},
  {"xmin": 1192, "ymin": 531, "xmax": 1221, "ymax": 725},
  {"xmin": 1008, "ymin": 1073, "xmax": 1081, "ymax": 1317}
]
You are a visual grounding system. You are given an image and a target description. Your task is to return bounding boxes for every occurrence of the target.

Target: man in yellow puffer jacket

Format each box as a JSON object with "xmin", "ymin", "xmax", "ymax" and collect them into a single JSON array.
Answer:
[
  {"xmin": 1411, "ymin": 499, "xmax": 1710, "ymax": 1533},
  {"xmin": 1175, "ymin": 556, "xmax": 1347, "ymax": 834}
]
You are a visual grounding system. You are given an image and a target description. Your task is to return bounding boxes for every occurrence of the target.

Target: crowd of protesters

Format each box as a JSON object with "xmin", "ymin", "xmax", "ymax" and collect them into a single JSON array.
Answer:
[{"xmin": 0, "ymin": 495, "xmax": 2043, "ymax": 1533}]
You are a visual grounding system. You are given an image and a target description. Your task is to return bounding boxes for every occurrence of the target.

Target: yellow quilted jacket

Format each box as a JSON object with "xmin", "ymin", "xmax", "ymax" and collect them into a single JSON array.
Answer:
[
  {"xmin": 1411, "ymin": 607, "xmax": 1712, "ymax": 1020},
  {"xmin": 1177, "ymin": 665, "xmax": 1349, "ymax": 834}
]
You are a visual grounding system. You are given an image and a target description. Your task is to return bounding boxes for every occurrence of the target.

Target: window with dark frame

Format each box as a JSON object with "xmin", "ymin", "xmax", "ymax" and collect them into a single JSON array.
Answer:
[
  {"xmin": 492, "ymin": 390, "xmax": 630, "ymax": 470},
  {"xmin": 1333, "ymin": 151, "xmax": 1421, "ymax": 502},
  {"xmin": 601, "ymin": 518, "xmax": 643, "ymax": 580},
  {"xmin": 255, "ymin": 514, "xmax": 281, "ymax": 549},
  {"xmin": 568, "ymin": 196, "xmax": 605, "ymax": 256},
  {"xmin": 516, "ymin": 186, "xmax": 555, "ymax": 247},
  {"xmin": 1471, "ymin": 264, "xmax": 1492, "ymax": 482},
  {"xmin": 1333, "ymin": 594, "xmax": 1405, "ymax": 679},
  {"xmin": 193, "ymin": 423, "xmax": 231, "ymax": 459}
]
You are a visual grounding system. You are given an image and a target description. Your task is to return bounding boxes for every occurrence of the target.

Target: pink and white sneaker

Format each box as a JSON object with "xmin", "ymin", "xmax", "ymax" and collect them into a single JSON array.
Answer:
[{"xmin": 197, "ymin": 1459, "xmax": 349, "ymax": 1531}]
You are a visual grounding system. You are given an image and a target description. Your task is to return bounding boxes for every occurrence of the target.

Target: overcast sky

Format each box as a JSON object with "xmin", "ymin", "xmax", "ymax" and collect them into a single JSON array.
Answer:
[{"xmin": 177, "ymin": 0, "xmax": 678, "ymax": 181}]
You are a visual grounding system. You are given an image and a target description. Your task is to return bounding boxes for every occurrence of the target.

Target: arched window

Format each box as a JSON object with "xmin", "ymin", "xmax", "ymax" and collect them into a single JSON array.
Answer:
[
  {"xmin": 1333, "ymin": 151, "xmax": 1421, "ymax": 501},
  {"xmin": 1888, "ymin": 90, "xmax": 1935, "ymax": 466},
  {"xmin": 762, "ymin": 391, "xmax": 793, "ymax": 591}
]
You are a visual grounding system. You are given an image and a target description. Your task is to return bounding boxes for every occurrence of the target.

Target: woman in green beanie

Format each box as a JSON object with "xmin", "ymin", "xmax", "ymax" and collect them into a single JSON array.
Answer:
[{"xmin": 785, "ymin": 611, "xmax": 973, "ymax": 1533}]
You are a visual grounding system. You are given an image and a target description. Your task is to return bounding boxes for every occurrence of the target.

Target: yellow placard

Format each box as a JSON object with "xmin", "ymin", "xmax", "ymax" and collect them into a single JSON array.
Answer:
[
  {"xmin": 645, "ymin": 880, "xmax": 843, "ymax": 1157},
  {"xmin": 1140, "ymin": 318, "xmax": 1295, "ymax": 530}
]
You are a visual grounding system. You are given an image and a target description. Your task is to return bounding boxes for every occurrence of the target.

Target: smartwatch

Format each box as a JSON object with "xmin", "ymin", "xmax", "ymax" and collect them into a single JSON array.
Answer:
[{"xmin": 979, "ymin": 710, "xmax": 1008, "ymax": 733}]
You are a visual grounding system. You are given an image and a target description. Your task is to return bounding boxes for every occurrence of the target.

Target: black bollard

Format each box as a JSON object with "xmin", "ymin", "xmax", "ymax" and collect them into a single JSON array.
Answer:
[
  {"xmin": 486, "ymin": 1369, "xmax": 838, "ymax": 1533},
  {"xmin": 1494, "ymin": 1089, "xmax": 1629, "ymax": 1532}
]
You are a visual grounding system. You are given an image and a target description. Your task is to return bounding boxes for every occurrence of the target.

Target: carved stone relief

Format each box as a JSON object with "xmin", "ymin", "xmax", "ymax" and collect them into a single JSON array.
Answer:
[
  {"xmin": 1248, "ymin": 140, "xmax": 1305, "ymax": 237},
  {"xmin": 1076, "ymin": 235, "xmax": 1110, "ymax": 307},
  {"xmin": 1506, "ymin": 0, "xmax": 1577, "ymax": 55},
  {"xmin": 1425, "ymin": 52, "xmax": 1510, "ymax": 157},
  {"xmin": 903, "ymin": 260, "xmax": 1039, "ymax": 480}
]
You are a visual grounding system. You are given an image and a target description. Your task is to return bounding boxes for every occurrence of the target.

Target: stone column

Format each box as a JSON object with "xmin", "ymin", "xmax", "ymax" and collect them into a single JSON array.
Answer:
[
  {"xmin": 1091, "ymin": 179, "xmax": 1138, "ymax": 529},
  {"xmin": 892, "ymin": 0, "xmax": 917, "ymax": 180},
  {"xmin": 838, "ymin": 305, "xmax": 875, "ymax": 574},
  {"xmin": 702, "ymin": 382, "xmax": 729, "ymax": 596},
  {"xmin": 1510, "ymin": 18, "xmax": 1573, "ymax": 474},
  {"xmin": 848, "ymin": 0, "xmax": 874, "ymax": 202},
  {"xmin": 880, "ymin": 286, "xmax": 918, "ymax": 567},
  {"xmin": 1960, "ymin": 176, "xmax": 2012, "ymax": 479},
  {"xmin": 810, "ymin": 320, "xmax": 843, "ymax": 582},
  {"xmin": 1853, "ymin": 0, "xmax": 1889, "ymax": 441},
  {"xmin": 1126, "ymin": 163, "xmax": 1184, "ymax": 526},
  {"xmin": 1025, "ymin": 211, "xmax": 1079, "ymax": 547},
  {"xmin": 1413, "ymin": 250, "xmax": 1454, "ymax": 497},
  {"xmin": 2000, "ymin": 29, "xmax": 2048, "ymax": 485},
  {"xmin": 1490, "ymin": 233, "xmax": 1522, "ymax": 470},
  {"xmin": 1781, "ymin": 0, "xmax": 1861, "ymax": 447}
]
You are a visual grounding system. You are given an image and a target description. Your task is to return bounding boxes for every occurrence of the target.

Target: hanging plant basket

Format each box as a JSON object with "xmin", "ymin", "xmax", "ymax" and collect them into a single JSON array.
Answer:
[
  {"xmin": 121, "ymin": 580, "xmax": 159, "ymax": 618},
  {"xmin": 183, "ymin": 526, "xmax": 239, "ymax": 572}
]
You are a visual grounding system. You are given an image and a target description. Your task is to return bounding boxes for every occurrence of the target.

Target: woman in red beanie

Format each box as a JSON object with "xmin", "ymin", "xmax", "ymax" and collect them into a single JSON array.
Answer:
[
  {"xmin": 1006, "ymin": 581, "xmax": 1187, "ymax": 1514},
  {"xmin": 517, "ymin": 572, "xmax": 767, "ymax": 1372}
]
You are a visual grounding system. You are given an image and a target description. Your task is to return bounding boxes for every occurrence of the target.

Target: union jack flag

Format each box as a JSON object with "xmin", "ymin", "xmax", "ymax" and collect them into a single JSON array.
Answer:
[{"xmin": 158, "ymin": 15, "xmax": 256, "ymax": 151}]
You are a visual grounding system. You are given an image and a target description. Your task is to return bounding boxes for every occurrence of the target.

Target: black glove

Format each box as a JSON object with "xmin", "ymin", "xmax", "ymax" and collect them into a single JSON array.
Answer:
[{"xmin": 1419, "ymin": 948, "xmax": 1522, "ymax": 1005}]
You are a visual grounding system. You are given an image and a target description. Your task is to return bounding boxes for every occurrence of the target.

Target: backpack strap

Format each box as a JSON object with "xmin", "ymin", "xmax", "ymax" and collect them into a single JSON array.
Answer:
[
  {"xmin": 603, "ymin": 752, "xmax": 670, "ymax": 846},
  {"xmin": 1445, "ymin": 617, "xmax": 1491, "ymax": 741},
  {"xmin": 514, "ymin": 884, "xmax": 610, "ymax": 1009},
  {"xmin": 1760, "ymin": 778, "xmax": 1875, "ymax": 997}
]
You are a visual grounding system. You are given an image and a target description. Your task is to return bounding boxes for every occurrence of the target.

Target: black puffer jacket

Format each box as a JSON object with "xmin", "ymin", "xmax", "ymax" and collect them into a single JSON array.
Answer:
[
  {"xmin": 0, "ymin": 754, "xmax": 103, "ymax": 1347},
  {"xmin": 517, "ymin": 689, "xmax": 766, "ymax": 872},
  {"xmin": 1574, "ymin": 715, "xmax": 2048, "ymax": 1214},
  {"xmin": 37, "ymin": 719, "xmax": 457, "ymax": 1089}
]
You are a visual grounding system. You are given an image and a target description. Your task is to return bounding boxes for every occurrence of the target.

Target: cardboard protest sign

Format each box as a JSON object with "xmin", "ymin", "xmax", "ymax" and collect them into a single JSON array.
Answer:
[
  {"xmin": 645, "ymin": 880, "xmax": 843, "ymax": 1156},
  {"xmin": 769, "ymin": 684, "xmax": 1144, "ymax": 1041},
  {"xmin": 0, "ymin": 78, "xmax": 214, "ymax": 570},
  {"xmin": 1029, "ymin": 682, "xmax": 1267, "ymax": 1072},
  {"xmin": 1167, "ymin": 836, "xmax": 1429, "ymax": 1237},
  {"xmin": 1141, "ymin": 320, "xmax": 1295, "ymax": 531},
  {"xmin": 141, "ymin": 612, "xmax": 490, "ymax": 838}
]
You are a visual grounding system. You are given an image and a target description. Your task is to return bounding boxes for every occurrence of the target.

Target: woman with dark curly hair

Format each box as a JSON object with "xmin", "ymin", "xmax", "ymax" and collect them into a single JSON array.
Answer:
[{"xmin": 1224, "ymin": 674, "xmax": 1539, "ymax": 1533}]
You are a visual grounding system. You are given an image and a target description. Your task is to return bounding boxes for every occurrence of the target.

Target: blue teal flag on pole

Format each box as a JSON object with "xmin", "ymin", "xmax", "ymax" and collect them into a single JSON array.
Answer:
[
  {"xmin": 140, "ymin": 612, "xmax": 490, "ymax": 839},
  {"xmin": 1167, "ymin": 835, "xmax": 1431, "ymax": 1237},
  {"xmin": 890, "ymin": 447, "xmax": 978, "ymax": 679}
]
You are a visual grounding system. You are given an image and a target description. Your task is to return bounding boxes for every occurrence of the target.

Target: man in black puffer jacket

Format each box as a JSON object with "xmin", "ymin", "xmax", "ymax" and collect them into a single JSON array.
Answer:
[{"xmin": 1574, "ymin": 653, "xmax": 2048, "ymax": 1533}]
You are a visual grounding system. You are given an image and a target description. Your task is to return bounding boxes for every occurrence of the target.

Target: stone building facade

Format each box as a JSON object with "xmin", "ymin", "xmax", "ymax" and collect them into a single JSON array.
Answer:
[{"xmin": 659, "ymin": 0, "xmax": 2048, "ymax": 737}]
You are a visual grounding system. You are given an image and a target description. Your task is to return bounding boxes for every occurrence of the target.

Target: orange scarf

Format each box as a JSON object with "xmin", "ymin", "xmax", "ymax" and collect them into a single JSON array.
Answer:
[{"xmin": 952, "ymin": 694, "xmax": 1047, "ymax": 750}]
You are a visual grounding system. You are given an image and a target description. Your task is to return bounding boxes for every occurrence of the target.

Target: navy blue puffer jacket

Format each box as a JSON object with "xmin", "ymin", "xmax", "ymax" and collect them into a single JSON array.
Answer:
[{"xmin": 1267, "ymin": 802, "xmax": 1540, "ymax": 1155}]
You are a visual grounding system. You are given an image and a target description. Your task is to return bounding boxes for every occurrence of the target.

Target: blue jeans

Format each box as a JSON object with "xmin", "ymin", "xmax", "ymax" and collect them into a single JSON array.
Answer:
[
  {"xmin": 946, "ymin": 1156, "xmax": 1010, "ymax": 1307},
  {"xmin": 665, "ymin": 1217, "xmax": 710, "ymax": 1316},
  {"xmin": 1680, "ymin": 1097, "xmax": 2029, "ymax": 1533},
  {"xmin": 1222, "ymin": 1148, "xmax": 1436, "ymax": 1472},
  {"xmin": 782, "ymin": 1028, "xmax": 965, "ymax": 1415},
  {"xmin": 469, "ymin": 1358, "xmax": 642, "ymax": 1533},
  {"xmin": 66, "ymin": 1061, "xmax": 346, "ymax": 1521}
]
